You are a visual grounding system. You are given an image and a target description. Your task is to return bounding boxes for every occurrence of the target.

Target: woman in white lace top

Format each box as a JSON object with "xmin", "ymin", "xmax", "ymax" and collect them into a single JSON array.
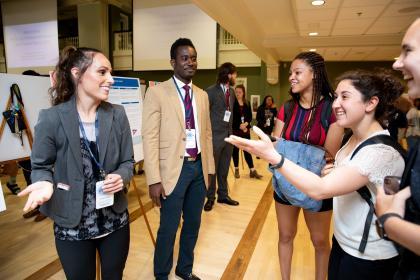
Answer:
[{"xmin": 226, "ymin": 70, "xmax": 405, "ymax": 280}]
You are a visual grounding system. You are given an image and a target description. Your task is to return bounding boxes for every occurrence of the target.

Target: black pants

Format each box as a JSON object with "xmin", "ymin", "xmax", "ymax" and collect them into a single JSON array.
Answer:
[
  {"xmin": 232, "ymin": 134, "xmax": 254, "ymax": 169},
  {"xmin": 328, "ymin": 236, "xmax": 399, "ymax": 280},
  {"xmin": 55, "ymin": 224, "xmax": 130, "ymax": 280}
]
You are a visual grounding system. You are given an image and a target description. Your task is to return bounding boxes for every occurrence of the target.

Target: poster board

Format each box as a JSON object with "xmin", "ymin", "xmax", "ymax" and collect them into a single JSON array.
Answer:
[
  {"xmin": 0, "ymin": 73, "xmax": 50, "ymax": 162},
  {"xmin": 108, "ymin": 77, "xmax": 144, "ymax": 162}
]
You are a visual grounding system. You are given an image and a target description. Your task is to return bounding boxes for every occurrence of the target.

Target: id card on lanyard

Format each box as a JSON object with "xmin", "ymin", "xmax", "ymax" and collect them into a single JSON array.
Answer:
[{"xmin": 78, "ymin": 113, "xmax": 114, "ymax": 209}]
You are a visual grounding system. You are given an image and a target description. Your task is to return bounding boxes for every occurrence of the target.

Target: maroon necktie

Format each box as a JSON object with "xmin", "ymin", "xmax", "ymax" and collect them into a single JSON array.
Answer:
[
  {"xmin": 183, "ymin": 85, "xmax": 198, "ymax": 158},
  {"xmin": 225, "ymin": 87, "xmax": 230, "ymax": 110}
]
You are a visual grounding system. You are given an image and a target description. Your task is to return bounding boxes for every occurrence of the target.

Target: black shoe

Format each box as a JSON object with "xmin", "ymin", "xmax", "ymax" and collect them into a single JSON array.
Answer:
[
  {"xmin": 203, "ymin": 199, "xmax": 214, "ymax": 211},
  {"xmin": 6, "ymin": 182, "xmax": 20, "ymax": 195},
  {"xmin": 175, "ymin": 270, "xmax": 201, "ymax": 280},
  {"xmin": 217, "ymin": 196, "xmax": 239, "ymax": 206},
  {"xmin": 23, "ymin": 207, "xmax": 40, "ymax": 219}
]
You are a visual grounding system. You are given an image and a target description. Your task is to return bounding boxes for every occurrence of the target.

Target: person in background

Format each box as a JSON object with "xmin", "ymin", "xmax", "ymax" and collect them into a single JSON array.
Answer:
[
  {"xmin": 232, "ymin": 84, "xmax": 262, "ymax": 179},
  {"xmin": 2, "ymin": 162, "xmax": 20, "ymax": 194},
  {"xmin": 271, "ymin": 52, "xmax": 344, "ymax": 280},
  {"xmin": 227, "ymin": 69, "xmax": 405, "ymax": 280},
  {"xmin": 256, "ymin": 95, "xmax": 277, "ymax": 136},
  {"xmin": 405, "ymin": 98, "xmax": 419, "ymax": 150},
  {"xmin": 387, "ymin": 99, "xmax": 408, "ymax": 141},
  {"xmin": 204, "ymin": 62, "xmax": 239, "ymax": 212},
  {"xmin": 376, "ymin": 17, "xmax": 420, "ymax": 279},
  {"xmin": 18, "ymin": 46, "xmax": 134, "ymax": 279},
  {"xmin": 142, "ymin": 38, "xmax": 214, "ymax": 280}
]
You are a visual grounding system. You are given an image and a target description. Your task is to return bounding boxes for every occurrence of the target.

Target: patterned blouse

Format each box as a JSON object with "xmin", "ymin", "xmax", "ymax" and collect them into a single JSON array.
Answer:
[{"xmin": 54, "ymin": 122, "xmax": 128, "ymax": 241}]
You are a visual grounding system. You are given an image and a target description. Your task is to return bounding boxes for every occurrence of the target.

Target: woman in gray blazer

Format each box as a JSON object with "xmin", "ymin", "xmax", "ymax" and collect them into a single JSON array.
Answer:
[{"xmin": 18, "ymin": 46, "xmax": 134, "ymax": 279}]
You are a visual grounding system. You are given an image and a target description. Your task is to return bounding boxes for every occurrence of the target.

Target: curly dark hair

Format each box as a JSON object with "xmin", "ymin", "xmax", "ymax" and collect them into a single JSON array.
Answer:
[
  {"xmin": 284, "ymin": 52, "xmax": 334, "ymax": 142},
  {"xmin": 49, "ymin": 46, "xmax": 102, "ymax": 105},
  {"xmin": 336, "ymin": 70, "xmax": 404, "ymax": 126}
]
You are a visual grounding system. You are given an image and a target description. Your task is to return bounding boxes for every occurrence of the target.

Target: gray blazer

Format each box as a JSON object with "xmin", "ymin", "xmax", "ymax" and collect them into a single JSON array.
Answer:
[
  {"xmin": 31, "ymin": 96, "xmax": 134, "ymax": 228},
  {"xmin": 206, "ymin": 84, "xmax": 235, "ymax": 149}
]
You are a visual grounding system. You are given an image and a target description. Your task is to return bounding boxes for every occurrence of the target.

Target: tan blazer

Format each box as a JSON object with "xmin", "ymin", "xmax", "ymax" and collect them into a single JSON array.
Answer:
[{"xmin": 142, "ymin": 78, "xmax": 215, "ymax": 196}]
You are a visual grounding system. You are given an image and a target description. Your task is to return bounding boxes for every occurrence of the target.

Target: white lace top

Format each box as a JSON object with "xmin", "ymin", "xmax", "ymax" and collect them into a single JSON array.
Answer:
[{"xmin": 333, "ymin": 130, "xmax": 405, "ymax": 260}]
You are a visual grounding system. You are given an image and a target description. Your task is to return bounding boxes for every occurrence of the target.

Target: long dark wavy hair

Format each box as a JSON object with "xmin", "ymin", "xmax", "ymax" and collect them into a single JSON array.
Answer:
[
  {"xmin": 284, "ymin": 52, "xmax": 334, "ymax": 142},
  {"xmin": 49, "ymin": 46, "xmax": 102, "ymax": 106}
]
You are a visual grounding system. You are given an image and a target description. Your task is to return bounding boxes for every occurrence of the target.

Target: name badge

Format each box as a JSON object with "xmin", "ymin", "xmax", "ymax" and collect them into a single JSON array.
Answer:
[
  {"xmin": 57, "ymin": 183, "xmax": 70, "ymax": 191},
  {"xmin": 223, "ymin": 110, "xmax": 231, "ymax": 122},
  {"xmin": 96, "ymin": 180, "xmax": 114, "ymax": 209},
  {"xmin": 186, "ymin": 129, "xmax": 197, "ymax": 149}
]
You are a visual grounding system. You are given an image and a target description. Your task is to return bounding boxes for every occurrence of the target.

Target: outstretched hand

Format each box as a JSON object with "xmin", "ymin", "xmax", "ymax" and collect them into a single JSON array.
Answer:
[
  {"xmin": 17, "ymin": 181, "xmax": 54, "ymax": 212},
  {"xmin": 225, "ymin": 126, "xmax": 279, "ymax": 165}
]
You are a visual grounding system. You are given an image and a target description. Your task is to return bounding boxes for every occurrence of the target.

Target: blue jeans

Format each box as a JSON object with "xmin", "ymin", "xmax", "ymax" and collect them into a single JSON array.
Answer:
[{"xmin": 154, "ymin": 158, "xmax": 206, "ymax": 280}]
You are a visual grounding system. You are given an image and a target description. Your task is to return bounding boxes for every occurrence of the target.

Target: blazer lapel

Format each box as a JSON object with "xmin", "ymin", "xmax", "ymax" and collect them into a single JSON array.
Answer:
[
  {"xmin": 98, "ymin": 102, "xmax": 113, "ymax": 167},
  {"xmin": 58, "ymin": 97, "xmax": 83, "ymax": 175}
]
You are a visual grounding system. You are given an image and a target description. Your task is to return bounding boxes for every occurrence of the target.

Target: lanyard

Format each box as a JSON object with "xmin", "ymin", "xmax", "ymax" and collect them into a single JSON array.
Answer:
[
  {"xmin": 172, "ymin": 76, "xmax": 194, "ymax": 120},
  {"xmin": 77, "ymin": 112, "xmax": 105, "ymax": 179}
]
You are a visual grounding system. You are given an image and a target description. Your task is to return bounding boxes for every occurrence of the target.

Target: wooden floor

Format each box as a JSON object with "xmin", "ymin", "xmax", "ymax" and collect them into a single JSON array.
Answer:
[{"xmin": 0, "ymin": 154, "xmax": 326, "ymax": 280}]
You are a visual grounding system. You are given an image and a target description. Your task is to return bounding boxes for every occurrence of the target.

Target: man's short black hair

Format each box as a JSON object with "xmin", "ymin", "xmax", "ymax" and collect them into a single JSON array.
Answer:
[{"xmin": 170, "ymin": 38, "xmax": 196, "ymax": 59}]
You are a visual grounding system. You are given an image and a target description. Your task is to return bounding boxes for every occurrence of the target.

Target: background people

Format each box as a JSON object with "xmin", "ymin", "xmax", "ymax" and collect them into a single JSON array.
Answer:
[
  {"xmin": 142, "ymin": 38, "xmax": 215, "ymax": 280},
  {"xmin": 271, "ymin": 52, "xmax": 343, "ymax": 280},
  {"xmin": 232, "ymin": 84, "xmax": 262, "ymax": 179},
  {"xmin": 204, "ymin": 62, "xmax": 239, "ymax": 212},
  {"xmin": 227, "ymin": 69, "xmax": 405, "ymax": 279},
  {"xmin": 256, "ymin": 95, "xmax": 277, "ymax": 136},
  {"xmin": 18, "ymin": 46, "xmax": 134, "ymax": 279}
]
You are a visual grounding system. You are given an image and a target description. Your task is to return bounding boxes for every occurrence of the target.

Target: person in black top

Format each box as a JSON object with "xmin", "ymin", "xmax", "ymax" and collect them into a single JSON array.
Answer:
[
  {"xmin": 256, "ymin": 95, "xmax": 277, "ymax": 136},
  {"xmin": 232, "ymin": 85, "xmax": 262, "ymax": 179}
]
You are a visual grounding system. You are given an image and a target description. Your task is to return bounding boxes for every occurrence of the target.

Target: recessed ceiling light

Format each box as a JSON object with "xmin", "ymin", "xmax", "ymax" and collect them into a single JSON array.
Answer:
[
  {"xmin": 394, "ymin": 57, "xmax": 399, "ymax": 60},
  {"xmin": 312, "ymin": 0, "xmax": 325, "ymax": 6},
  {"xmin": 309, "ymin": 48, "xmax": 317, "ymax": 52},
  {"xmin": 309, "ymin": 32, "xmax": 319, "ymax": 36}
]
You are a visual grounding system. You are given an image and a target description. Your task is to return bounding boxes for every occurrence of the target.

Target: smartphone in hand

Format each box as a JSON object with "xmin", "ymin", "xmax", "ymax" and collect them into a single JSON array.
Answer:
[{"xmin": 383, "ymin": 176, "xmax": 401, "ymax": 195}]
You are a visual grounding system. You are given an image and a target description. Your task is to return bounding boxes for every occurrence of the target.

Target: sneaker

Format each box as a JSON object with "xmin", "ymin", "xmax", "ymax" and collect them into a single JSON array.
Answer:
[
  {"xmin": 250, "ymin": 170, "xmax": 263, "ymax": 179},
  {"xmin": 234, "ymin": 169, "xmax": 240, "ymax": 178}
]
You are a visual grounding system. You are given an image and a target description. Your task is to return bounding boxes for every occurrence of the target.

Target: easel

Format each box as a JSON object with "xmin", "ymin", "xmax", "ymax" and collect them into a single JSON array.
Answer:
[
  {"xmin": 0, "ymin": 90, "xmax": 33, "ymax": 149},
  {"xmin": 95, "ymin": 161, "xmax": 155, "ymax": 280}
]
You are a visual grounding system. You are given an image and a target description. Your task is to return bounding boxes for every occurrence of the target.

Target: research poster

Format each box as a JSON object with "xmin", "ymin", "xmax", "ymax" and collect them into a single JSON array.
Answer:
[{"xmin": 108, "ymin": 77, "xmax": 143, "ymax": 162}]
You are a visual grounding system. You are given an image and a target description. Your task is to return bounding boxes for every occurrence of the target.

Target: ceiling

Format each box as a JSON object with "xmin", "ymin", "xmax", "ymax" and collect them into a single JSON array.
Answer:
[{"xmin": 192, "ymin": 0, "xmax": 420, "ymax": 63}]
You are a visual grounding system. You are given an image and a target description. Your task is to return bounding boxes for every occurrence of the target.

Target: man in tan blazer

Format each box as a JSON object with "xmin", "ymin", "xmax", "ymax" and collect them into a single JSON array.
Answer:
[{"xmin": 142, "ymin": 38, "xmax": 215, "ymax": 280}]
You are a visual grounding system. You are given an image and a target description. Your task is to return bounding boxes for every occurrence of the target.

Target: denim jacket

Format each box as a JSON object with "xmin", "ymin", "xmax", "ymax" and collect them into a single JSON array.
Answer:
[{"xmin": 270, "ymin": 138, "xmax": 326, "ymax": 212}]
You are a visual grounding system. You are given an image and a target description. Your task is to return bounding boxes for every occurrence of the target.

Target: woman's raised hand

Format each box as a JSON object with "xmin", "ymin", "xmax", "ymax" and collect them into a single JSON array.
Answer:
[{"xmin": 18, "ymin": 181, "xmax": 54, "ymax": 212}]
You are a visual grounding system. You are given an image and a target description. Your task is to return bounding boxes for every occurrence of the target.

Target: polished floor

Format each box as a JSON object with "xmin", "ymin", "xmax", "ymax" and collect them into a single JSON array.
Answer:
[{"xmin": 0, "ymin": 153, "xmax": 326, "ymax": 280}]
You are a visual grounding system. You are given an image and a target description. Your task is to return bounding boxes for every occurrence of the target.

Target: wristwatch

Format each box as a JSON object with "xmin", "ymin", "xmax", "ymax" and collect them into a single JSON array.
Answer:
[
  {"xmin": 375, "ymin": 213, "xmax": 402, "ymax": 241},
  {"xmin": 269, "ymin": 153, "xmax": 285, "ymax": 170}
]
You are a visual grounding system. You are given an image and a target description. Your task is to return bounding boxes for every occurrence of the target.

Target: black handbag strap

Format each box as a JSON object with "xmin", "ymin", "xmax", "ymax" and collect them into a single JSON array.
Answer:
[
  {"xmin": 349, "ymin": 134, "xmax": 407, "ymax": 253},
  {"xmin": 10, "ymin": 83, "xmax": 24, "ymax": 108}
]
